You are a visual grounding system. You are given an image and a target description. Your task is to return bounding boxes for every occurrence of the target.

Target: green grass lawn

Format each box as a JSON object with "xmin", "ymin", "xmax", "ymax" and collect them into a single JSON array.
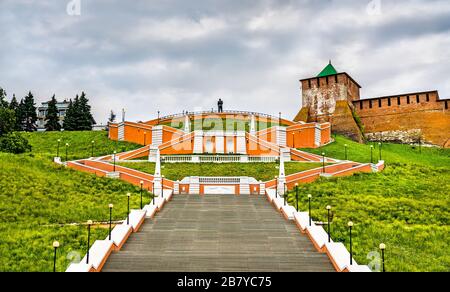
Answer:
[
  {"xmin": 0, "ymin": 131, "xmax": 147, "ymax": 272},
  {"xmin": 118, "ymin": 162, "xmax": 324, "ymax": 182},
  {"xmin": 287, "ymin": 135, "xmax": 450, "ymax": 272}
]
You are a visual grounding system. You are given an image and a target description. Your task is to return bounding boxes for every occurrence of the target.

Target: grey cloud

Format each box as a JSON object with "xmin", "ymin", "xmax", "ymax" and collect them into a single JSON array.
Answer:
[{"xmin": 0, "ymin": 0, "xmax": 449, "ymax": 124}]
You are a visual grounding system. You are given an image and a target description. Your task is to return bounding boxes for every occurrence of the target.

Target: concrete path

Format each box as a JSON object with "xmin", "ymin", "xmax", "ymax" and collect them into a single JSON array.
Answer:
[{"xmin": 102, "ymin": 194, "xmax": 334, "ymax": 272}]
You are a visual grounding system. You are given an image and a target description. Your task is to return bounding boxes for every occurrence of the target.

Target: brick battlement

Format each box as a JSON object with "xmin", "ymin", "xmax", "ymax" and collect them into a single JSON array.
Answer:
[{"xmin": 353, "ymin": 91, "xmax": 449, "ymax": 113}]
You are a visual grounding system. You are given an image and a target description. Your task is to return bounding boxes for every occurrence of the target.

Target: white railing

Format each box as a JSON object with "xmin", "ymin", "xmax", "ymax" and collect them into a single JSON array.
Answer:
[
  {"xmin": 199, "ymin": 177, "xmax": 241, "ymax": 184},
  {"xmin": 160, "ymin": 155, "xmax": 278, "ymax": 163}
]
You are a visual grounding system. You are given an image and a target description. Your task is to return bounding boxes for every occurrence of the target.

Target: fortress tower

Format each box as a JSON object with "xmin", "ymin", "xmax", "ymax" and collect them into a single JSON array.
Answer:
[{"xmin": 295, "ymin": 62, "xmax": 450, "ymax": 147}]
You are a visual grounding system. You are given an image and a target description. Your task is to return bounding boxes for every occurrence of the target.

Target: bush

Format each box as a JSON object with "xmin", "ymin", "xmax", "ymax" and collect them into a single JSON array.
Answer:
[{"xmin": 0, "ymin": 132, "xmax": 32, "ymax": 154}]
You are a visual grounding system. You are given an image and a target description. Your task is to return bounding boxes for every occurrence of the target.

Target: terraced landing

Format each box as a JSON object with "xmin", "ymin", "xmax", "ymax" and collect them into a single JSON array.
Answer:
[{"xmin": 102, "ymin": 195, "xmax": 334, "ymax": 272}]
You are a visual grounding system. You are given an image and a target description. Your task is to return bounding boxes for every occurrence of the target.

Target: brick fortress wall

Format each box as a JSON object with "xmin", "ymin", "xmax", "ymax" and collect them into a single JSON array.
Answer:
[{"xmin": 295, "ymin": 69, "xmax": 450, "ymax": 147}]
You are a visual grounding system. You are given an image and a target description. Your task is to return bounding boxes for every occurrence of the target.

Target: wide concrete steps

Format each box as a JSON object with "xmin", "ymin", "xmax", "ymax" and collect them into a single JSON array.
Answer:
[{"xmin": 102, "ymin": 195, "xmax": 334, "ymax": 272}]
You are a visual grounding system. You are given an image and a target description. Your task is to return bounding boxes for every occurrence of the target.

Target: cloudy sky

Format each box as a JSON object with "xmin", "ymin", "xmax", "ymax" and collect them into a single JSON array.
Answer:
[{"xmin": 1, "ymin": 0, "xmax": 449, "ymax": 124}]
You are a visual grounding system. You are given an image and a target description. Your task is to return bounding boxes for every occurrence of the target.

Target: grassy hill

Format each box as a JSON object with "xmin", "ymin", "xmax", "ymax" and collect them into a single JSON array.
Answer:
[
  {"xmin": 1, "ymin": 131, "xmax": 448, "ymax": 272},
  {"xmin": 286, "ymin": 135, "xmax": 450, "ymax": 272},
  {"xmin": 0, "ymin": 131, "xmax": 145, "ymax": 272}
]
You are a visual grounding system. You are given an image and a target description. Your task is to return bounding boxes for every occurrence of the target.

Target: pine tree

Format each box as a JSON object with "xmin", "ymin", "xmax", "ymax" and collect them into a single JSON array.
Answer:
[
  {"xmin": 9, "ymin": 94, "xmax": 19, "ymax": 111},
  {"xmin": 77, "ymin": 92, "xmax": 96, "ymax": 130},
  {"xmin": 45, "ymin": 95, "xmax": 61, "ymax": 131},
  {"xmin": 63, "ymin": 98, "xmax": 75, "ymax": 131},
  {"xmin": 21, "ymin": 91, "xmax": 37, "ymax": 132},
  {"xmin": 0, "ymin": 87, "xmax": 8, "ymax": 108},
  {"xmin": 16, "ymin": 98, "xmax": 26, "ymax": 131},
  {"xmin": 109, "ymin": 110, "xmax": 116, "ymax": 123}
]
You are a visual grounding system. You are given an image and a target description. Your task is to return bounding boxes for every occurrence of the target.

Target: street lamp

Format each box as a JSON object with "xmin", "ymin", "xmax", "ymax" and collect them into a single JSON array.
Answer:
[
  {"xmin": 108, "ymin": 204, "xmax": 113, "ymax": 240},
  {"xmin": 295, "ymin": 183, "xmax": 299, "ymax": 212},
  {"xmin": 161, "ymin": 175, "xmax": 165, "ymax": 199},
  {"xmin": 91, "ymin": 140, "xmax": 95, "ymax": 157},
  {"xmin": 370, "ymin": 145, "xmax": 374, "ymax": 164},
  {"xmin": 113, "ymin": 151, "xmax": 117, "ymax": 172},
  {"xmin": 283, "ymin": 182, "xmax": 287, "ymax": 206},
  {"xmin": 140, "ymin": 181, "xmax": 144, "ymax": 209},
  {"xmin": 126, "ymin": 193, "xmax": 130, "ymax": 225},
  {"xmin": 279, "ymin": 112, "xmax": 282, "ymax": 125},
  {"xmin": 52, "ymin": 241, "xmax": 59, "ymax": 272},
  {"xmin": 322, "ymin": 153, "xmax": 326, "ymax": 173},
  {"xmin": 326, "ymin": 205, "xmax": 332, "ymax": 243},
  {"xmin": 275, "ymin": 176, "xmax": 278, "ymax": 198},
  {"xmin": 65, "ymin": 143, "xmax": 69, "ymax": 162},
  {"xmin": 143, "ymin": 132, "xmax": 147, "ymax": 146},
  {"xmin": 378, "ymin": 142, "xmax": 382, "ymax": 161},
  {"xmin": 348, "ymin": 221, "xmax": 354, "ymax": 265},
  {"xmin": 57, "ymin": 139, "xmax": 61, "ymax": 157},
  {"xmin": 308, "ymin": 194, "xmax": 312, "ymax": 226},
  {"xmin": 379, "ymin": 243, "xmax": 386, "ymax": 272},
  {"xmin": 158, "ymin": 110, "xmax": 160, "ymax": 124},
  {"xmin": 292, "ymin": 132, "xmax": 296, "ymax": 149},
  {"xmin": 344, "ymin": 144, "xmax": 348, "ymax": 160},
  {"xmin": 152, "ymin": 181, "xmax": 155, "ymax": 205},
  {"xmin": 86, "ymin": 220, "xmax": 93, "ymax": 264}
]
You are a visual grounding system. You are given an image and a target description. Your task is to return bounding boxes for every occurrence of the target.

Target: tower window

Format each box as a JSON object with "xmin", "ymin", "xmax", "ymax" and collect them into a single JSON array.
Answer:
[
  {"xmin": 388, "ymin": 98, "xmax": 391, "ymax": 106},
  {"xmin": 398, "ymin": 96, "xmax": 401, "ymax": 105},
  {"xmin": 407, "ymin": 96, "xmax": 410, "ymax": 104},
  {"xmin": 360, "ymin": 101, "xmax": 363, "ymax": 110},
  {"xmin": 416, "ymin": 95, "xmax": 420, "ymax": 103},
  {"xmin": 317, "ymin": 78, "xmax": 320, "ymax": 88},
  {"xmin": 369, "ymin": 100, "xmax": 372, "ymax": 109},
  {"xmin": 446, "ymin": 101, "xmax": 448, "ymax": 110},
  {"xmin": 326, "ymin": 76, "xmax": 329, "ymax": 85},
  {"xmin": 426, "ymin": 93, "xmax": 430, "ymax": 102},
  {"xmin": 308, "ymin": 79, "xmax": 311, "ymax": 88},
  {"xmin": 378, "ymin": 99, "xmax": 382, "ymax": 107},
  {"xmin": 335, "ymin": 75, "xmax": 338, "ymax": 83}
]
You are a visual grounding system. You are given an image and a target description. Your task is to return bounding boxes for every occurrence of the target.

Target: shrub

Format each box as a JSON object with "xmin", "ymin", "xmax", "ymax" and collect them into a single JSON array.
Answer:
[{"xmin": 0, "ymin": 132, "xmax": 32, "ymax": 154}]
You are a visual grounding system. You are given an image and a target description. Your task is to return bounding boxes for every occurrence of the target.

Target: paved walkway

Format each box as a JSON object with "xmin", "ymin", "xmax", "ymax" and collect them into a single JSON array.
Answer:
[{"xmin": 102, "ymin": 194, "xmax": 334, "ymax": 272}]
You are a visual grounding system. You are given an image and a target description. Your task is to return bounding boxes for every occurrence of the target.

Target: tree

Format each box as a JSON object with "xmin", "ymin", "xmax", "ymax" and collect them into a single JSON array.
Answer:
[
  {"xmin": 108, "ymin": 110, "xmax": 116, "ymax": 123},
  {"xmin": 9, "ymin": 94, "xmax": 19, "ymax": 111},
  {"xmin": 63, "ymin": 98, "xmax": 76, "ymax": 131},
  {"xmin": 77, "ymin": 92, "xmax": 96, "ymax": 130},
  {"xmin": 20, "ymin": 92, "xmax": 37, "ymax": 132},
  {"xmin": 45, "ymin": 95, "xmax": 61, "ymax": 131},
  {"xmin": 16, "ymin": 98, "xmax": 26, "ymax": 131},
  {"xmin": 0, "ymin": 107, "xmax": 16, "ymax": 136},
  {"xmin": 0, "ymin": 87, "xmax": 8, "ymax": 108}
]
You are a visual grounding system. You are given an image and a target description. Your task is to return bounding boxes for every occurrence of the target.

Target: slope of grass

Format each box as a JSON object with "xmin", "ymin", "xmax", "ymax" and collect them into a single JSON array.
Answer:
[
  {"xmin": 0, "ymin": 131, "xmax": 146, "ymax": 272},
  {"xmin": 118, "ymin": 162, "xmax": 325, "ymax": 182},
  {"xmin": 288, "ymin": 135, "xmax": 450, "ymax": 272}
]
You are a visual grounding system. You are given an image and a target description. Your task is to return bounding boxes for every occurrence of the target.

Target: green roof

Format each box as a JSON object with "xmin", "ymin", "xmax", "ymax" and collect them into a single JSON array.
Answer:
[{"xmin": 317, "ymin": 62, "xmax": 338, "ymax": 77}]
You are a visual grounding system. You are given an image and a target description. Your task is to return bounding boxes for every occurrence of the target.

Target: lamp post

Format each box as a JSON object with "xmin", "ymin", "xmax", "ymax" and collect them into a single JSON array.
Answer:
[
  {"xmin": 322, "ymin": 153, "xmax": 326, "ymax": 173},
  {"xmin": 379, "ymin": 243, "xmax": 386, "ymax": 272},
  {"xmin": 279, "ymin": 112, "xmax": 282, "ymax": 125},
  {"xmin": 143, "ymin": 132, "xmax": 147, "ymax": 146},
  {"xmin": 326, "ymin": 205, "xmax": 331, "ymax": 243},
  {"xmin": 126, "ymin": 193, "xmax": 130, "ymax": 225},
  {"xmin": 91, "ymin": 140, "xmax": 95, "ymax": 157},
  {"xmin": 57, "ymin": 139, "xmax": 61, "ymax": 157},
  {"xmin": 370, "ymin": 145, "xmax": 374, "ymax": 164},
  {"xmin": 65, "ymin": 143, "xmax": 69, "ymax": 162},
  {"xmin": 275, "ymin": 176, "xmax": 278, "ymax": 198},
  {"xmin": 108, "ymin": 204, "xmax": 113, "ymax": 240},
  {"xmin": 86, "ymin": 220, "xmax": 93, "ymax": 264},
  {"xmin": 378, "ymin": 142, "xmax": 382, "ymax": 161},
  {"xmin": 344, "ymin": 144, "xmax": 348, "ymax": 160},
  {"xmin": 152, "ymin": 181, "xmax": 155, "ymax": 205},
  {"xmin": 283, "ymin": 182, "xmax": 287, "ymax": 206},
  {"xmin": 161, "ymin": 175, "xmax": 165, "ymax": 199},
  {"xmin": 295, "ymin": 183, "xmax": 299, "ymax": 212},
  {"xmin": 140, "ymin": 181, "xmax": 144, "ymax": 209},
  {"xmin": 348, "ymin": 221, "xmax": 353, "ymax": 265},
  {"xmin": 308, "ymin": 194, "xmax": 312, "ymax": 226},
  {"xmin": 113, "ymin": 151, "xmax": 117, "ymax": 172},
  {"xmin": 292, "ymin": 132, "xmax": 295, "ymax": 149},
  {"xmin": 52, "ymin": 241, "xmax": 59, "ymax": 272},
  {"xmin": 157, "ymin": 110, "xmax": 160, "ymax": 124}
]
